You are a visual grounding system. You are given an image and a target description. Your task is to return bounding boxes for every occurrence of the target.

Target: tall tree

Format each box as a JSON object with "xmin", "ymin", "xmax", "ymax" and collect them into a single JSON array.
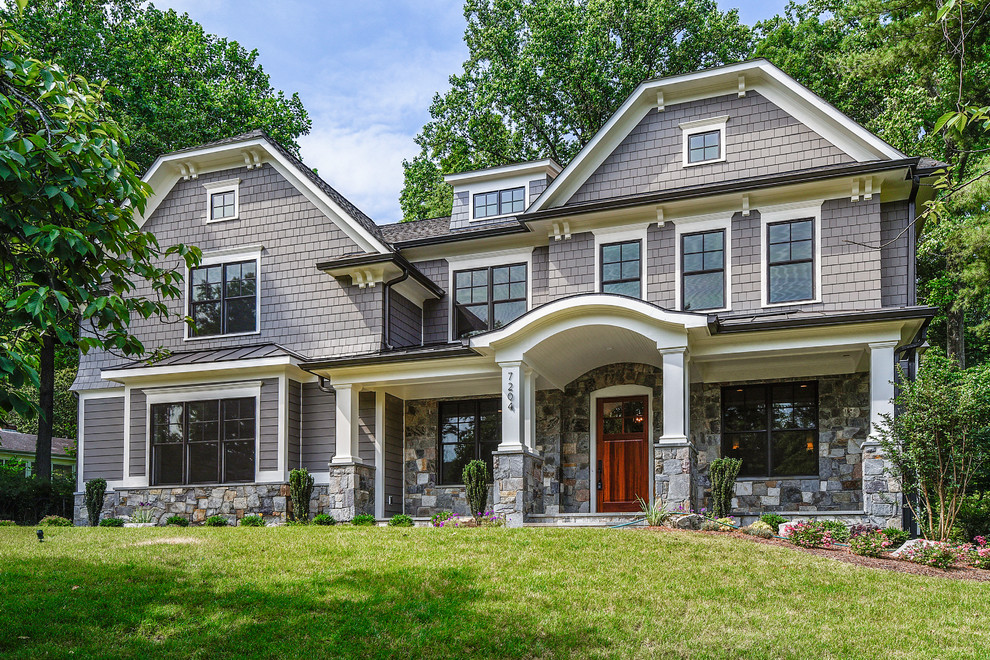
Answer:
[
  {"xmin": 399, "ymin": 0, "xmax": 753, "ymax": 221},
  {"xmin": 0, "ymin": 15, "xmax": 199, "ymax": 480}
]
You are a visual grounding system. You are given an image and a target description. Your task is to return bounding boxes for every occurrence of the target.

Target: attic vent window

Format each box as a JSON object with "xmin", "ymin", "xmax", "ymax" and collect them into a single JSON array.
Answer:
[
  {"xmin": 473, "ymin": 186, "xmax": 525, "ymax": 220},
  {"xmin": 680, "ymin": 115, "xmax": 728, "ymax": 167},
  {"xmin": 203, "ymin": 178, "xmax": 241, "ymax": 223},
  {"xmin": 688, "ymin": 130, "xmax": 720, "ymax": 164}
]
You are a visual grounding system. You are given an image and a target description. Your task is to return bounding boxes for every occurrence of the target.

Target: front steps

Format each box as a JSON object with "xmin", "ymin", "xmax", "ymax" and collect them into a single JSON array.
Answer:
[{"xmin": 524, "ymin": 512, "xmax": 646, "ymax": 527}]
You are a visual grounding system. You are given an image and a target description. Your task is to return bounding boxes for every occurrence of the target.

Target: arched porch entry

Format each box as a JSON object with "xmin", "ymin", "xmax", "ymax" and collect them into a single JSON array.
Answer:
[{"xmin": 469, "ymin": 295, "xmax": 707, "ymax": 523}]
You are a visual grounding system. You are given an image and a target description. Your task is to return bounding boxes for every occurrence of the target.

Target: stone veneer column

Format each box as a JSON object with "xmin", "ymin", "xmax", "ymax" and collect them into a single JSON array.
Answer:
[
  {"xmin": 863, "ymin": 341, "xmax": 902, "ymax": 527},
  {"xmin": 326, "ymin": 463, "xmax": 375, "ymax": 521},
  {"xmin": 655, "ymin": 347, "xmax": 694, "ymax": 511},
  {"xmin": 494, "ymin": 361, "xmax": 541, "ymax": 526}
]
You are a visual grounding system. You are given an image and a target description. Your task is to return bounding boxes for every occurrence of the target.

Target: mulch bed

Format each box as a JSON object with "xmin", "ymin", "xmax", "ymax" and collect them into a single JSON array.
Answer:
[{"xmin": 649, "ymin": 527, "xmax": 990, "ymax": 582}]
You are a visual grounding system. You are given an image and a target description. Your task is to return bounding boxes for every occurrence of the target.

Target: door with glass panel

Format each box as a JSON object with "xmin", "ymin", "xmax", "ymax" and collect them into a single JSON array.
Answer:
[{"xmin": 596, "ymin": 396, "xmax": 650, "ymax": 512}]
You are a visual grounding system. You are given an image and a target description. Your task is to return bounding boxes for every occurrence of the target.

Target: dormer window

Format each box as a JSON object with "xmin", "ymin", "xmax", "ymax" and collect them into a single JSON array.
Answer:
[
  {"xmin": 473, "ymin": 186, "xmax": 525, "ymax": 220},
  {"xmin": 203, "ymin": 178, "xmax": 240, "ymax": 223},
  {"xmin": 680, "ymin": 116, "xmax": 728, "ymax": 167}
]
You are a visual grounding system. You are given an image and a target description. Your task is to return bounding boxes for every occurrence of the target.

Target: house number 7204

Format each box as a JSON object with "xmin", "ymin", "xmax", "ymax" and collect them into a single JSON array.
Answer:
[{"xmin": 506, "ymin": 371, "xmax": 514, "ymax": 412}]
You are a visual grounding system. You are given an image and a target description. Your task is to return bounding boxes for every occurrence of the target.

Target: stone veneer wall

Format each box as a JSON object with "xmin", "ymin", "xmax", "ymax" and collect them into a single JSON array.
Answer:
[{"xmin": 690, "ymin": 372, "xmax": 870, "ymax": 515}]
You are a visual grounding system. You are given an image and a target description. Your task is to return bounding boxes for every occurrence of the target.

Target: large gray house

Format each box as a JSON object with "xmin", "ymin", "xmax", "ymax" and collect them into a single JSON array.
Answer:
[{"xmin": 72, "ymin": 60, "xmax": 938, "ymax": 527}]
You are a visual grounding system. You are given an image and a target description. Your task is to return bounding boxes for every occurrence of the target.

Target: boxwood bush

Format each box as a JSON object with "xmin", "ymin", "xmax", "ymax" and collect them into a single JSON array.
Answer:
[
  {"xmin": 98, "ymin": 517, "xmax": 125, "ymax": 527},
  {"xmin": 351, "ymin": 514, "xmax": 376, "ymax": 526},
  {"xmin": 388, "ymin": 514, "xmax": 414, "ymax": 527},
  {"xmin": 205, "ymin": 515, "xmax": 228, "ymax": 527},
  {"xmin": 165, "ymin": 515, "xmax": 189, "ymax": 527},
  {"xmin": 312, "ymin": 513, "xmax": 336, "ymax": 526}
]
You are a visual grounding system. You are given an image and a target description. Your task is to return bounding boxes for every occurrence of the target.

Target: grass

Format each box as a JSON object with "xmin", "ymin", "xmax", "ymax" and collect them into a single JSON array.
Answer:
[{"xmin": 0, "ymin": 527, "xmax": 988, "ymax": 659}]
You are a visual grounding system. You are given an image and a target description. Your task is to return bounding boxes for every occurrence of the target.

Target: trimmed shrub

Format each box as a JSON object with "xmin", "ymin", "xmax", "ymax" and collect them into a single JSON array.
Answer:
[
  {"xmin": 98, "ymin": 517, "xmax": 125, "ymax": 527},
  {"xmin": 388, "ymin": 514, "xmax": 414, "ymax": 527},
  {"xmin": 849, "ymin": 530, "xmax": 892, "ymax": 557},
  {"xmin": 240, "ymin": 515, "xmax": 265, "ymax": 527},
  {"xmin": 955, "ymin": 496, "xmax": 990, "ymax": 542},
  {"xmin": 39, "ymin": 515, "xmax": 72, "ymax": 527},
  {"xmin": 312, "ymin": 514, "xmax": 336, "ymax": 526},
  {"xmin": 0, "ymin": 471, "xmax": 74, "ymax": 524},
  {"xmin": 84, "ymin": 478, "xmax": 107, "ymax": 527},
  {"xmin": 819, "ymin": 520, "xmax": 851, "ymax": 543},
  {"xmin": 351, "ymin": 514, "xmax": 376, "ymax": 526},
  {"xmin": 462, "ymin": 460, "xmax": 490, "ymax": 521},
  {"xmin": 205, "ymin": 515, "xmax": 228, "ymax": 527},
  {"xmin": 0, "ymin": 519, "xmax": 16, "ymax": 526},
  {"xmin": 883, "ymin": 527, "xmax": 910, "ymax": 547},
  {"xmin": 431, "ymin": 511, "xmax": 455, "ymax": 528},
  {"xmin": 165, "ymin": 515, "xmax": 189, "ymax": 527},
  {"xmin": 760, "ymin": 513, "xmax": 787, "ymax": 534},
  {"xmin": 709, "ymin": 458, "xmax": 742, "ymax": 519},
  {"xmin": 289, "ymin": 468, "xmax": 315, "ymax": 523}
]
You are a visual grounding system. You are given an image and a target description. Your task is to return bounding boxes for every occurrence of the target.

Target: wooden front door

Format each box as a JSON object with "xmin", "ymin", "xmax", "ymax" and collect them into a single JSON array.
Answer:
[{"xmin": 596, "ymin": 395, "xmax": 650, "ymax": 512}]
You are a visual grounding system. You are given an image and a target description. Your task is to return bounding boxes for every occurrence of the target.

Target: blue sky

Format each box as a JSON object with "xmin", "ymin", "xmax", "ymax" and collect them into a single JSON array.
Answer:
[{"xmin": 155, "ymin": 1, "xmax": 788, "ymax": 223}]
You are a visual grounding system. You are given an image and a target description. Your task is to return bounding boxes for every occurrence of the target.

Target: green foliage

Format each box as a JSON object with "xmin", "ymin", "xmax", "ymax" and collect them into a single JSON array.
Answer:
[
  {"xmin": 787, "ymin": 521, "xmax": 831, "ymax": 548},
  {"xmin": 400, "ymin": 0, "xmax": 752, "ymax": 220},
  {"xmin": 0, "ymin": 519, "xmax": 15, "ymax": 526},
  {"xmin": 0, "ymin": 366, "xmax": 78, "ymax": 439},
  {"xmin": 818, "ymin": 520, "xmax": 851, "ymax": 544},
  {"xmin": 84, "ymin": 478, "xmax": 106, "ymax": 527},
  {"xmin": 877, "ymin": 354, "xmax": 990, "ymax": 541},
  {"xmin": 883, "ymin": 527, "xmax": 911, "ymax": 547},
  {"xmin": 742, "ymin": 524, "xmax": 774, "ymax": 539},
  {"xmin": 430, "ymin": 510, "xmax": 455, "ymax": 528},
  {"xmin": 312, "ymin": 513, "xmax": 336, "ymax": 526},
  {"xmin": 709, "ymin": 458, "xmax": 742, "ymax": 519},
  {"xmin": 288, "ymin": 468, "xmax": 314, "ymax": 523},
  {"xmin": 98, "ymin": 517, "xmax": 124, "ymax": 527},
  {"xmin": 0, "ymin": 0, "xmax": 311, "ymax": 172},
  {"xmin": 388, "ymin": 514, "xmax": 414, "ymax": 527},
  {"xmin": 849, "ymin": 530, "xmax": 893, "ymax": 558},
  {"xmin": 462, "ymin": 459, "xmax": 490, "ymax": 521},
  {"xmin": 39, "ymin": 515, "xmax": 71, "ymax": 527},
  {"xmin": 204, "ymin": 516, "xmax": 228, "ymax": 527},
  {"xmin": 0, "ymin": 471, "xmax": 73, "ymax": 524},
  {"xmin": 239, "ymin": 515, "xmax": 265, "ymax": 527},
  {"xmin": 637, "ymin": 496, "xmax": 673, "ymax": 527},
  {"xmin": 760, "ymin": 513, "xmax": 788, "ymax": 534},
  {"xmin": 954, "ymin": 495, "xmax": 990, "ymax": 542},
  {"xmin": 350, "ymin": 514, "xmax": 376, "ymax": 527},
  {"xmin": 902, "ymin": 542, "xmax": 960, "ymax": 569},
  {"xmin": 164, "ymin": 515, "xmax": 188, "ymax": 527}
]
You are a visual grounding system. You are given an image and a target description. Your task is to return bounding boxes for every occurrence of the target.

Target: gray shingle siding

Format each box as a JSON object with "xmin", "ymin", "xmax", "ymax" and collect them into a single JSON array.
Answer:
[
  {"xmin": 389, "ymin": 291, "xmax": 422, "ymax": 348},
  {"xmin": 548, "ymin": 231, "xmax": 596, "ymax": 297},
  {"xmin": 130, "ymin": 390, "xmax": 146, "ymax": 477},
  {"xmin": 529, "ymin": 177, "xmax": 548, "ymax": 198},
  {"xmin": 73, "ymin": 163, "xmax": 384, "ymax": 390},
  {"xmin": 82, "ymin": 397, "xmax": 124, "ymax": 481},
  {"xmin": 259, "ymin": 378, "xmax": 279, "ymax": 471},
  {"xmin": 358, "ymin": 391, "xmax": 376, "ymax": 465},
  {"xmin": 532, "ymin": 245, "xmax": 550, "ymax": 307},
  {"xmin": 646, "ymin": 223, "xmax": 675, "ymax": 308},
  {"xmin": 384, "ymin": 394, "xmax": 404, "ymax": 517},
  {"xmin": 569, "ymin": 92, "xmax": 853, "ymax": 205},
  {"xmin": 880, "ymin": 200, "xmax": 911, "ymax": 307},
  {"xmin": 416, "ymin": 259, "xmax": 450, "ymax": 344},
  {"xmin": 301, "ymin": 382, "xmax": 334, "ymax": 471},
  {"xmin": 451, "ymin": 190, "xmax": 470, "ymax": 228},
  {"xmin": 288, "ymin": 380, "xmax": 302, "ymax": 471}
]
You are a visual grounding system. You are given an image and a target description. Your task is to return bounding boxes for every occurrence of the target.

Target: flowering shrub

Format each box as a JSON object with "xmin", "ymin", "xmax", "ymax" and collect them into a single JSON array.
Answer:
[
  {"xmin": 39, "ymin": 515, "xmax": 72, "ymax": 527},
  {"xmin": 883, "ymin": 527, "xmax": 910, "ymax": 547},
  {"xmin": 788, "ymin": 521, "xmax": 833, "ymax": 548},
  {"xmin": 476, "ymin": 510, "xmax": 504, "ymax": 527},
  {"xmin": 0, "ymin": 520, "xmax": 16, "ymax": 526},
  {"xmin": 849, "ymin": 530, "xmax": 892, "ymax": 557},
  {"xmin": 819, "ymin": 520, "xmax": 851, "ymax": 543},
  {"xmin": 902, "ymin": 542, "xmax": 960, "ymax": 569},
  {"xmin": 849, "ymin": 523, "xmax": 881, "ymax": 539},
  {"xmin": 964, "ymin": 536, "xmax": 990, "ymax": 570},
  {"xmin": 430, "ymin": 511, "xmax": 456, "ymax": 528}
]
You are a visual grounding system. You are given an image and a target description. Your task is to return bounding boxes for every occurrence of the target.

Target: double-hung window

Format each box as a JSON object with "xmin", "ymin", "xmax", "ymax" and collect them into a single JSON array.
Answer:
[
  {"xmin": 151, "ymin": 397, "xmax": 255, "ymax": 486},
  {"xmin": 473, "ymin": 187, "xmax": 525, "ymax": 219},
  {"xmin": 767, "ymin": 218, "xmax": 814, "ymax": 304},
  {"xmin": 682, "ymin": 230, "xmax": 725, "ymax": 310},
  {"xmin": 189, "ymin": 260, "xmax": 257, "ymax": 337},
  {"xmin": 721, "ymin": 382, "xmax": 818, "ymax": 478},
  {"xmin": 438, "ymin": 399, "xmax": 501, "ymax": 485},
  {"xmin": 601, "ymin": 240, "xmax": 641, "ymax": 298},
  {"xmin": 453, "ymin": 264, "xmax": 527, "ymax": 338}
]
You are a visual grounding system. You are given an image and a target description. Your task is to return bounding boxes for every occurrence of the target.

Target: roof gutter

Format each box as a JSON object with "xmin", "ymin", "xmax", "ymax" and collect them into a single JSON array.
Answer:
[
  {"xmin": 707, "ymin": 306, "xmax": 938, "ymax": 335},
  {"xmin": 302, "ymin": 346, "xmax": 480, "ymax": 371}
]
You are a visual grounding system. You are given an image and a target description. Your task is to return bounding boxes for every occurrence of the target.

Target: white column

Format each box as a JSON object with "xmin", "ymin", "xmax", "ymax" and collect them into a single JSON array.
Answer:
[
  {"xmin": 659, "ymin": 347, "xmax": 688, "ymax": 442},
  {"xmin": 498, "ymin": 361, "xmax": 528, "ymax": 452},
  {"xmin": 331, "ymin": 383, "xmax": 363, "ymax": 464},
  {"xmin": 373, "ymin": 390, "xmax": 385, "ymax": 519},
  {"xmin": 522, "ymin": 364, "xmax": 537, "ymax": 452},
  {"xmin": 868, "ymin": 341, "xmax": 898, "ymax": 444}
]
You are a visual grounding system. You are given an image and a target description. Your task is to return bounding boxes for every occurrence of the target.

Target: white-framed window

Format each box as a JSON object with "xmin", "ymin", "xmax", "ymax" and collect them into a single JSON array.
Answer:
[
  {"xmin": 185, "ymin": 245, "xmax": 263, "ymax": 340},
  {"xmin": 203, "ymin": 178, "xmax": 240, "ymax": 223},
  {"xmin": 759, "ymin": 201, "xmax": 824, "ymax": 308},
  {"xmin": 593, "ymin": 226, "xmax": 648, "ymax": 300},
  {"xmin": 680, "ymin": 115, "xmax": 728, "ymax": 167},
  {"xmin": 472, "ymin": 186, "xmax": 526, "ymax": 220},
  {"xmin": 674, "ymin": 213, "xmax": 732, "ymax": 312},
  {"xmin": 447, "ymin": 248, "xmax": 534, "ymax": 340}
]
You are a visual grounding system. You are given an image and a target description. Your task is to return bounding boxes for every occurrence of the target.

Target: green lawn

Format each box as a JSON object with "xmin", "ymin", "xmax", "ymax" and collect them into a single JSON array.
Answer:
[{"xmin": 0, "ymin": 527, "xmax": 987, "ymax": 659}]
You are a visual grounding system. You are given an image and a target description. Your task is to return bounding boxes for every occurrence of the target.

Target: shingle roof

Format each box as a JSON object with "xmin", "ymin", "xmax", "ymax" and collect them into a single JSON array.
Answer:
[
  {"xmin": 113, "ymin": 343, "xmax": 306, "ymax": 370},
  {"xmin": 0, "ymin": 429, "xmax": 75, "ymax": 457},
  {"xmin": 158, "ymin": 130, "xmax": 387, "ymax": 246},
  {"xmin": 379, "ymin": 216, "xmax": 452, "ymax": 243}
]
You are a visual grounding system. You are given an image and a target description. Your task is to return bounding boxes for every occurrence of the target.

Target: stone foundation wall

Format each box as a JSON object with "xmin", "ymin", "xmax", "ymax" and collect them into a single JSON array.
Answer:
[
  {"xmin": 654, "ymin": 442, "xmax": 696, "ymax": 512},
  {"xmin": 690, "ymin": 373, "xmax": 870, "ymax": 515},
  {"xmin": 325, "ymin": 464, "xmax": 375, "ymax": 520},
  {"xmin": 493, "ymin": 450, "xmax": 544, "ymax": 526},
  {"xmin": 862, "ymin": 442, "xmax": 902, "ymax": 527}
]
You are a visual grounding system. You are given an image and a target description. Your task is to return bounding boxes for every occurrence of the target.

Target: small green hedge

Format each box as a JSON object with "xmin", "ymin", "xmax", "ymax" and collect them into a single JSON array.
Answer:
[
  {"xmin": 98, "ymin": 518, "xmax": 125, "ymax": 527},
  {"xmin": 165, "ymin": 515, "xmax": 189, "ymax": 527},
  {"xmin": 388, "ymin": 514, "xmax": 414, "ymax": 527},
  {"xmin": 204, "ymin": 515, "xmax": 228, "ymax": 527},
  {"xmin": 39, "ymin": 515, "xmax": 72, "ymax": 527},
  {"xmin": 312, "ymin": 514, "xmax": 336, "ymax": 526},
  {"xmin": 239, "ymin": 515, "xmax": 265, "ymax": 527},
  {"xmin": 350, "ymin": 514, "xmax": 376, "ymax": 526}
]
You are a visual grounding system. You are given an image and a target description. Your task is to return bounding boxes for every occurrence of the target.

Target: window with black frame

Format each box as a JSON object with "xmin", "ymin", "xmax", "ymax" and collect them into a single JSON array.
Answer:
[
  {"xmin": 767, "ymin": 218, "xmax": 814, "ymax": 303},
  {"xmin": 687, "ymin": 129, "xmax": 721, "ymax": 163},
  {"xmin": 682, "ymin": 230, "xmax": 725, "ymax": 310},
  {"xmin": 211, "ymin": 190, "xmax": 236, "ymax": 220},
  {"xmin": 721, "ymin": 382, "xmax": 818, "ymax": 478},
  {"xmin": 438, "ymin": 399, "xmax": 501, "ymax": 485},
  {"xmin": 453, "ymin": 264, "xmax": 526, "ymax": 338},
  {"xmin": 473, "ymin": 187, "xmax": 525, "ymax": 219},
  {"xmin": 189, "ymin": 260, "xmax": 257, "ymax": 336},
  {"xmin": 151, "ymin": 397, "xmax": 255, "ymax": 485},
  {"xmin": 601, "ymin": 240, "xmax": 641, "ymax": 297}
]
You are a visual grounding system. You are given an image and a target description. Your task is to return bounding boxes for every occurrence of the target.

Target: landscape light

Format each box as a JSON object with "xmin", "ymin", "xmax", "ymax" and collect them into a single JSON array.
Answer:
[{"xmin": 36, "ymin": 529, "xmax": 44, "ymax": 542}]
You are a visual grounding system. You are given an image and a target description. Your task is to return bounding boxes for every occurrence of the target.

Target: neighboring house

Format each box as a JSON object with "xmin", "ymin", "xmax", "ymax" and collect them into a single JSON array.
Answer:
[
  {"xmin": 71, "ymin": 60, "xmax": 940, "ymax": 527},
  {"xmin": 0, "ymin": 429, "xmax": 76, "ymax": 478}
]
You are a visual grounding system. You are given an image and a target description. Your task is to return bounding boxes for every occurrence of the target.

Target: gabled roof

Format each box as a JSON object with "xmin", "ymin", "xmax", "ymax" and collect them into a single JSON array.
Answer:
[
  {"xmin": 137, "ymin": 130, "xmax": 392, "ymax": 254},
  {"xmin": 0, "ymin": 429, "xmax": 75, "ymax": 457},
  {"xmin": 529, "ymin": 59, "xmax": 909, "ymax": 213}
]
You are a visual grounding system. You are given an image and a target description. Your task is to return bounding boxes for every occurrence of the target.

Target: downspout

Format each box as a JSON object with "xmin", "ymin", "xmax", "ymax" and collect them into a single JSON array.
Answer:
[
  {"xmin": 907, "ymin": 175, "xmax": 920, "ymax": 307},
  {"xmin": 382, "ymin": 263, "xmax": 410, "ymax": 351}
]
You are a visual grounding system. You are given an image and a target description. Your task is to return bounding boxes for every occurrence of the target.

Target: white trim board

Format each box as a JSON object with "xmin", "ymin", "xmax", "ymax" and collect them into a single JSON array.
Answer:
[
  {"xmin": 758, "ymin": 200, "xmax": 824, "ymax": 308},
  {"xmin": 672, "ymin": 213, "xmax": 733, "ymax": 313},
  {"xmin": 592, "ymin": 225, "xmax": 649, "ymax": 297}
]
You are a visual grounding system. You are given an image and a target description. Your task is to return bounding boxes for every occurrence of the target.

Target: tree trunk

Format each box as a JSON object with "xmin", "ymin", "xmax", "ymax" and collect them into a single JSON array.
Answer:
[
  {"xmin": 34, "ymin": 330, "xmax": 54, "ymax": 482},
  {"xmin": 946, "ymin": 306, "xmax": 966, "ymax": 368}
]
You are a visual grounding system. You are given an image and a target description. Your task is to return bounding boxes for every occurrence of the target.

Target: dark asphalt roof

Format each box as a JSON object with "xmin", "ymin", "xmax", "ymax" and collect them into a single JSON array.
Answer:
[
  {"xmin": 0, "ymin": 429, "xmax": 74, "ymax": 457},
  {"xmin": 113, "ymin": 343, "xmax": 306, "ymax": 370}
]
